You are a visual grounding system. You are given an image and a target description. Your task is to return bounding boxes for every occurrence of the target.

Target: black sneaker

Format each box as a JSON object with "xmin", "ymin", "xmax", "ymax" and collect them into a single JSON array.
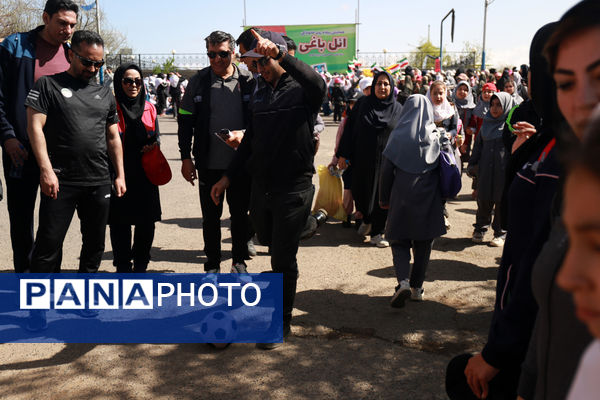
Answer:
[
  {"xmin": 25, "ymin": 310, "xmax": 48, "ymax": 332},
  {"xmin": 390, "ymin": 280, "xmax": 411, "ymax": 308},
  {"xmin": 77, "ymin": 308, "xmax": 100, "ymax": 318}
]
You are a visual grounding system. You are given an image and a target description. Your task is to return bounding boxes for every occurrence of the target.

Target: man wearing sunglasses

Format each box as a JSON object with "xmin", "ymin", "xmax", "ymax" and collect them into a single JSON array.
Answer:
[
  {"xmin": 25, "ymin": 30, "xmax": 125, "ymax": 275},
  {"xmin": 178, "ymin": 31, "xmax": 256, "ymax": 276},
  {"xmin": 0, "ymin": 0, "xmax": 79, "ymax": 272},
  {"xmin": 211, "ymin": 29, "xmax": 326, "ymax": 349}
]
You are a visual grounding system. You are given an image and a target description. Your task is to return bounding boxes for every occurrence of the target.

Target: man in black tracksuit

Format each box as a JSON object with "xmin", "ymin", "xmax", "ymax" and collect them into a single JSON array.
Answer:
[{"xmin": 211, "ymin": 30, "xmax": 326, "ymax": 348}]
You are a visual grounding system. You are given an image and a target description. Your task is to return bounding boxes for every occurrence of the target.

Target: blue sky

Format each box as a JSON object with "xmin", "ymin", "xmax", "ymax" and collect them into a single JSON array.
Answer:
[{"xmin": 101, "ymin": 0, "xmax": 579, "ymax": 67}]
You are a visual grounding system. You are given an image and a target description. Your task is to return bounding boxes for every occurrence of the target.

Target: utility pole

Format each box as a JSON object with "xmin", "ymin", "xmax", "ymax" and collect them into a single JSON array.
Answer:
[
  {"xmin": 428, "ymin": 24, "xmax": 430, "ymax": 43},
  {"xmin": 482, "ymin": 0, "xmax": 495, "ymax": 70},
  {"xmin": 439, "ymin": 9, "xmax": 455, "ymax": 71},
  {"xmin": 356, "ymin": 0, "xmax": 360, "ymax": 58},
  {"xmin": 243, "ymin": 0, "xmax": 247, "ymax": 27},
  {"xmin": 95, "ymin": 0, "xmax": 101, "ymax": 35}
]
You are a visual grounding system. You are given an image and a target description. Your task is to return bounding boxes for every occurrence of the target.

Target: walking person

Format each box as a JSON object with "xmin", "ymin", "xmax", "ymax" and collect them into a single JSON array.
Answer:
[
  {"xmin": 380, "ymin": 94, "xmax": 446, "ymax": 306},
  {"xmin": 109, "ymin": 64, "xmax": 161, "ymax": 273},
  {"xmin": 336, "ymin": 71, "xmax": 403, "ymax": 247},
  {"xmin": 0, "ymin": 0, "xmax": 79, "ymax": 272}
]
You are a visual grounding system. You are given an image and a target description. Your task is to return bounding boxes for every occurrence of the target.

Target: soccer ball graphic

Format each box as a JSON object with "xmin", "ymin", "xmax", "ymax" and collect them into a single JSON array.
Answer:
[{"xmin": 199, "ymin": 311, "xmax": 238, "ymax": 346}]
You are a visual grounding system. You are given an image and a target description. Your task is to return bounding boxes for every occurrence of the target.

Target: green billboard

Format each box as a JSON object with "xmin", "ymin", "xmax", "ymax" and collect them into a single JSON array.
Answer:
[{"xmin": 252, "ymin": 24, "xmax": 357, "ymax": 73}]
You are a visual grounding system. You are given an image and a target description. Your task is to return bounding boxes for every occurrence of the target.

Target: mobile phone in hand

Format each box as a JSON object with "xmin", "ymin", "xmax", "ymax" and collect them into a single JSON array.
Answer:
[{"xmin": 214, "ymin": 129, "xmax": 231, "ymax": 143}]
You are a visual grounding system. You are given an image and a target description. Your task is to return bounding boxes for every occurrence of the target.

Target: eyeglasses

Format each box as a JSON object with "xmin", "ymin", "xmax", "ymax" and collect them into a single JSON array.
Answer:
[
  {"xmin": 72, "ymin": 50, "xmax": 104, "ymax": 68},
  {"xmin": 207, "ymin": 51, "xmax": 231, "ymax": 59},
  {"xmin": 251, "ymin": 57, "xmax": 271, "ymax": 69},
  {"xmin": 123, "ymin": 77, "xmax": 142, "ymax": 87}
]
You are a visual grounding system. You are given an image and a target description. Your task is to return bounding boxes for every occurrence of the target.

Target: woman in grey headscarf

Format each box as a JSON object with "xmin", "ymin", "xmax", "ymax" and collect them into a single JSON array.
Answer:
[{"xmin": 379, "ymin": 94, "xmax": 447, "ymax": 307}]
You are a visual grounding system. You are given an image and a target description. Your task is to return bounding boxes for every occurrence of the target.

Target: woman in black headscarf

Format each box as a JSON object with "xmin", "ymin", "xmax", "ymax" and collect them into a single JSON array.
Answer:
[
  {"xmin": 337, "ymin": 71, "xmax": 402, "ymax": 247},
  {"xmin": 109, "ymin": 64, "xmax": 162, "ymax": 273}
]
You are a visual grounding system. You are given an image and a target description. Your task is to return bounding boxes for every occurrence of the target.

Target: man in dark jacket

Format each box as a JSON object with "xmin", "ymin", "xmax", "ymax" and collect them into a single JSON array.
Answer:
[
  {"xmin": 178, "ymin": 31, "xmax": 255, "ymax": 275},
  {"xmin": 211, "ymin": 29, "xmax": 326, "ymax": 349},
  {"xmin": 0, "ymin": 0, "xmax": 78, "ymax": 272}
]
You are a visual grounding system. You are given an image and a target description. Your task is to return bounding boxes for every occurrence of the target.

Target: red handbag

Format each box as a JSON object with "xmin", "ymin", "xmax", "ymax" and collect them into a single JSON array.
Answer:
[{"xmin": 141, "ymin": 145, "xmax": 172, "ymax": 186}]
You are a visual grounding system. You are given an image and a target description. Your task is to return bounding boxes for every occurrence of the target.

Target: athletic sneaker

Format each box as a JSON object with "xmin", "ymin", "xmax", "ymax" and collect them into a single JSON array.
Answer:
[
  {"xmin": 472, "ymin": 230, "xmax": 485, "ymax": 243},
  {"xmin": 390, "ymin": 280, "xmax": 411, "ymax": 308},
  {"xmin": 411, "ymin": 287, "xmax": 424, "ymax": 301},
  {"xmin": 357, "ymin": 222, "xmax": 372, "ymax": 237},
  {"xmin": 231, "ymin": 262, "xmax": 248, "ymax": 274},
  {"xmin": 489, "ymin": 235, "xmax": 505, "ymax": 247},
  {"xmin": 370, "ymin": 234, "xmax": 389, "ymax": 248}
]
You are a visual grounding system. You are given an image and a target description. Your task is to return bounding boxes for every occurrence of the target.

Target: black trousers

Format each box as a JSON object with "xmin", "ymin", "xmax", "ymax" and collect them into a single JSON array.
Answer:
[
  {"xmin": 2, "ymin": 154, "xmax": 39, "ymax": 272},
  {"xmin": 391, "ymin": 239, "xmax": 433, "ymax": 288},
  {"xmin": 333, "ymin": 102, "xmax": 343, "ymax": 122},
  {"xmin": 109, "ymin": 222, "xmax": 155, "ymax": 272},
  {"xmin": 30, "ymin": 184, "xmax": 112, "ymax": 273},
  {"xmin": 445, "ymin": 354, "xmax": 520, "ymax": 400},
  {"xmin": 362, "ymin": 204, "xmax": 388, "ymax": 236},
  {"xmin": 249, "ymin": 182, "xmax": 314, "ymax": 326},
  {"xmin": 198, "ymin": 169, "xmax": 251, "ymax": 271},
  {"xmin": 474, "ymin": 198, "xmax": 504, "ymax": 236}
]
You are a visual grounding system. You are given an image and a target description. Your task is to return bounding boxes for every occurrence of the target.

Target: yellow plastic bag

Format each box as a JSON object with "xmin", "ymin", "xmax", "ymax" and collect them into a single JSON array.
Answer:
[{"xmin": 313, "ymin": 165, "xmax": 347, "ymax": 221}]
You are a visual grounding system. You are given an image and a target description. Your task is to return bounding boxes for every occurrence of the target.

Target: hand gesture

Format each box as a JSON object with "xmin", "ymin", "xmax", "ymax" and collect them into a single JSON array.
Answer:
[
  {"xmin": 250, "ymin": 29, "xmax": 280, "ymax": 59},
  {"xmin": 181, "ymin": 159, "xmax": 197, "ymax": 186},
  {"xmin": 464, "ymin": 354, "xmax": 499, "ymax": 399},
  {"xmin": 211, "ymin": 176, "xmax": 230, "ymax": 205}
]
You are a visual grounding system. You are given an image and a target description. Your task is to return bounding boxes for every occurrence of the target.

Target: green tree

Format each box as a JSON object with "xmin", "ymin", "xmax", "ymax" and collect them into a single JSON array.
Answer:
[{"xmin": 410, "ymin": 39, "xmax": 440, "ymax": 70}]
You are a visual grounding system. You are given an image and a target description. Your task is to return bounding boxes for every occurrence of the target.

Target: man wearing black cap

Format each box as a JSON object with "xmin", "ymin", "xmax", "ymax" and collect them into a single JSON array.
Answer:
[{"xmin": 211, "ymin": 29, "xmax": 326, "ymax": 349}]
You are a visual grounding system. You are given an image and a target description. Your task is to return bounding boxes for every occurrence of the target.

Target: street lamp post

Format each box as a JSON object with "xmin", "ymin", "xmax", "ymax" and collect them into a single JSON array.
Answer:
[
  {"xmin": 482, "ymin": 0, "xmax": 495, "ymax": 70},
  {"xmin": 439, "ymin": 9, "xmax": 455, "ymax": 72}
]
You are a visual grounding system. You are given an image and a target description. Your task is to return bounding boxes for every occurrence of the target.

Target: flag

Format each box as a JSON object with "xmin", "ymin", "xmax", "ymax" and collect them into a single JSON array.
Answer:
[
  {"xmin": 387, "ymin": 63, "xmax": 401, "ymax": 74},
  {"xmin": 398, "ymin": 58, "xmax": 409, "ymax": 69},
  {"xmin": 81, "ymin": 2, "xmax": 95, "ymax": 11}
]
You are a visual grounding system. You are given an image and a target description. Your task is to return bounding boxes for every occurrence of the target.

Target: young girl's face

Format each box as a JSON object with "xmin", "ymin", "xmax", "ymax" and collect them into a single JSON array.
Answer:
[
  {"xmin": 431, "ymin": 85, "xmax": 446, "ymax": 105},
  {"xmin": 456, "ymin": 84, "xmax": 469, "ymax": 100},
  {"xmin": 489, "ymin": 97, "xmax": 503, "ymax": 118},
  {"xmin": 481, "ymin": 88, "xmax": 494, "ymax": 102},
  {"xmin": 558, "ymin": 167, "xmax": 600, "ymax": 338},
  {"xmin": 504, "ymin": 81, "xmax": 515, "ymax": 94}
]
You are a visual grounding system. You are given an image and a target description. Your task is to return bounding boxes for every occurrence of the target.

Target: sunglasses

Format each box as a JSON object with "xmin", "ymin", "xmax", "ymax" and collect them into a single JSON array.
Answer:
[
  {"xmin": 123, "ymin": 77, "xmax": 143, "ymax": 87},
  {"xmin": 251, "ymin": 57, "xmax": 271, "ymax": 69},
  {"xmin": 207, "ymin": 51, "xmax": 231, "ymax": 59},
  {"xmin": 72, "ymin": 50, "xmax": 105, "ymax": 68}
]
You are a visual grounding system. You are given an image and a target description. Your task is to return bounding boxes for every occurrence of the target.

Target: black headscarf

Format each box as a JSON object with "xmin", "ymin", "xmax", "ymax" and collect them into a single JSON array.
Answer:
[
  {"xmin": 114, "ymin": 63, "xmax": 146, "ymax": 124},
  {"xmin": 361, "ymin": 71, "xmax": 402, "ymax": 129}
]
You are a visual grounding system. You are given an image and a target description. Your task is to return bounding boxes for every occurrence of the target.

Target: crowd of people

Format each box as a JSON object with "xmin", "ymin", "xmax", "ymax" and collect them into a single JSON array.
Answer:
[{"xmin": 1, "ymin": 0, "xmax": 600, "ymax": 397}]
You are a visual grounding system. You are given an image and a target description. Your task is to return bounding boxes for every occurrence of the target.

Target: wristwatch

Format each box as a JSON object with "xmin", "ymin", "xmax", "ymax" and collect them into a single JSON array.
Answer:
[{"xmin": 274, "ymin": 44, "xmax": 286, "ymax": 60}]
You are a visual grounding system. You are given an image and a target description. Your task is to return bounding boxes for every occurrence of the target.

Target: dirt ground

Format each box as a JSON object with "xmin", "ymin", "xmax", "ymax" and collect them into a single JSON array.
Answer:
[{"xmin": 0, "ymin": 115, "xmax": 502, "ymax": 399}]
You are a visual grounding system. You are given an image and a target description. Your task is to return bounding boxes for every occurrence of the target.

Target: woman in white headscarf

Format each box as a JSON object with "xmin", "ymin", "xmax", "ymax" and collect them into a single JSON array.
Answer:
[{"xmin": 379, "ymin": 94, "xmax": 447, "ymax": 307}]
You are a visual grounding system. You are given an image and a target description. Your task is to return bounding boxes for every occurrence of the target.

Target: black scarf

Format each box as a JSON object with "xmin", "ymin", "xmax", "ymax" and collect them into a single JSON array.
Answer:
[
  {"xmin": 360, "ymin": 71, "xmax": 402, "ymax": 130},
  {"xmin": 114, "ymin": 63, "xmax": 146, "ymax": 125}
]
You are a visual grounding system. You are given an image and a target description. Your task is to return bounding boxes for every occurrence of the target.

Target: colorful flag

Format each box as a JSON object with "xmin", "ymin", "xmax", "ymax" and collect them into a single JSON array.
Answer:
[
  {"xmin": 398, "ymin": 58, "xmax": 409, "ymax": 69},
  {"xmin": 81, "ymin": 2, "xmax": 95, "ymax": 11},
  {"xmin": 387, "ymin": 63, "xmax": 401, "ymax": 74}
]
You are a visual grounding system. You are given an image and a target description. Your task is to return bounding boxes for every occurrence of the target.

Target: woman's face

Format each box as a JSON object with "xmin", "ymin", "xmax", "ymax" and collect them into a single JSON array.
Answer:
[
  {"xmin": 503, "ymin": 81, "xmax": 515, "ymax": 94},
  {"xmin": 554, "ymin": 26, "xmax": 600, "ymax": 139},
  {"xmin": 456, "ymin": 84, "xmax": 469, "ymax": 100},
  {"xmin": 431, "ymin": 84, "xmax": 446, "ymax": 105},
  {"xmin": 374, "ymin": 75, "xmax": 391, "ymax": 100},
  {"xmin": 122, "ymin": 69, "xmax": 142, "ymax": 98},
  {"xmin": 558, "ymin": 167, "xmax": 600, "ymax": 338},
  {"xmin": 489, "ymin": 97, "xmax": 503, "ymax": 118},
  {"xmin": 481, "ymin": 88, "xmax": 494, "ymax": 102}
]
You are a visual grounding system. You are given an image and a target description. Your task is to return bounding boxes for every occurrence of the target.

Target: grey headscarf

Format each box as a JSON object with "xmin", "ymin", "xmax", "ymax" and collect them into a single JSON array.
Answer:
[
  {"xmin": 383, "ymin": 94, "xmax": 441, "ymax": 174},
  {"xmin": 479, "ymin": 92, "xmax": 516, "ymax": 141},
  {"xmin": 452, "ymin": 81, "xmax": 476, "ymax": 109}
]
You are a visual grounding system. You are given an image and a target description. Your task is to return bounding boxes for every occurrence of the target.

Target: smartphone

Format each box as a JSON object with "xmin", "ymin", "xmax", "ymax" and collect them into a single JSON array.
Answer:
[{"xmin": 214, "ymin": 129, "xmax": 231, "ymax": 143}]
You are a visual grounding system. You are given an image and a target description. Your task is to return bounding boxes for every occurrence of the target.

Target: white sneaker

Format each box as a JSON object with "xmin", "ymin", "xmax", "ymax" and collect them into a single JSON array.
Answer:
[
  {"xmin": 490, "ymin": 235, "xmax": 505, "ymax": 247},
  {"xmin": 391, "ymin": 280, "xmax": 411, "ymax": 308},
  {"xmin": 357, "ymin": 222, "xmax": 372, "ymax": 237},
  {"xmin": 444, "ymin": 216, "xmax": 451, "ymax": 230},
  {"xmin": 411, "ymin": 287, "xmax": 424, "ymax": 301},
  {"xmin": 370, "ymin": 234, "xmax": 389, "ymax": 248}
]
